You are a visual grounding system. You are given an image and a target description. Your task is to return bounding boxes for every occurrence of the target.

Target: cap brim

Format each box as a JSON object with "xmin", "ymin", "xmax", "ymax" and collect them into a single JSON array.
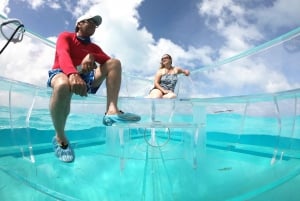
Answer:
[
  {"xmin": 76, "ymin": 14, "xmax": 102, "ymax": 26},
  {"xmin": 89, "ymin": 15, "xmax": 102, "ymax": 26}
]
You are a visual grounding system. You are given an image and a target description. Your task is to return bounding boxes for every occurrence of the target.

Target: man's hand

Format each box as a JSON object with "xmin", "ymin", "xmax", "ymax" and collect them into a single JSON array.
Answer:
[
  {"xmin": 69, "ymin": 74, "xmax": 87, "ymax": 96},
  {"xmin": 80, "ymin": 53, "xmax": 97, "ymax": 74}
]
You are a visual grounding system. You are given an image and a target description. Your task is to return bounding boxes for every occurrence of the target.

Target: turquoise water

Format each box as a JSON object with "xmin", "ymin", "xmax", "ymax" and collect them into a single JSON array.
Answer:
[
  {"xmin": 1, "ymin": 77, "xmax": 300, "ymax": 200},
  {"xmin": 1, "ymin": 101, "xmax": 300, "ymax": 200},
  {"xmin": 0, "ymin": 75, "xmax": 300, "ymax": 200}
]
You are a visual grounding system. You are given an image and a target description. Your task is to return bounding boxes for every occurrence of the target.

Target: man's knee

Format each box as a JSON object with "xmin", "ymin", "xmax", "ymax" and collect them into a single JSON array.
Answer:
[
  {"xmin": 52, "ymin": 76, "xmax": 70, "ymax": 94},
  {"xmin": 106, "ymin": 58, "xmax": 121, "ymax": 71}
]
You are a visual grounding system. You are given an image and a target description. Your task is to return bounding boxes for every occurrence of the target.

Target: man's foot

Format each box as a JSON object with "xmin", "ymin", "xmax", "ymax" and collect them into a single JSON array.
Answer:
[
  {"xmin": 103, "ymin": 111, "xmax": 141, "ymax": 126},
  {"xmin": 52, "ymin": 137, "xmax": 74, "ymax": 162}
]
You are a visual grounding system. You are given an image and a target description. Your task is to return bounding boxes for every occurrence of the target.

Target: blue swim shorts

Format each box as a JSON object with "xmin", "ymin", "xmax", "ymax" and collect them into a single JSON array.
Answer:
[{"xmin": 47, "ymin": 69, "xmax": 99, "ymax": 94}]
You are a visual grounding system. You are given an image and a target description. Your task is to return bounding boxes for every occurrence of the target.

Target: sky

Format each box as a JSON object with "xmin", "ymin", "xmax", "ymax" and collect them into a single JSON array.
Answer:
[{"xmin": 0, "ymin": 0, "xmax": 300, "ymax": 98}]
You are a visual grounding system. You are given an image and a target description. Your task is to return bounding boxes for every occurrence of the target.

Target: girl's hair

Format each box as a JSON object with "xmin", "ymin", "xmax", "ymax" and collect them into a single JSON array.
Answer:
[{"xmin": 160, "ymin": 54, "xmax": 172, "ymax": 68}]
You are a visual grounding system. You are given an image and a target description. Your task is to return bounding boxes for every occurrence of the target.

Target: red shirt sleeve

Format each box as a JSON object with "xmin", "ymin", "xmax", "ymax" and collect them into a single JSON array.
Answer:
[{"xmin": 52, "ymin": 32, "xmax": 111, "ymax": 76}]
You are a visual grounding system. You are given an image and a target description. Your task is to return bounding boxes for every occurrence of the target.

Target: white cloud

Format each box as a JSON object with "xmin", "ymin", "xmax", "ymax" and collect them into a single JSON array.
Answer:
[
  {"xmin": 25, "ymin": 0, "xmax": 43, "ymax": 10},
  {"xmin": 48, "ymin": 2, "xmax": 60, "ymax": 10},
  {"xmin": 20, "ymin": 0, "xmax": 62, "ymax": 10},
  {"xmin": 0, "ymin": 0, "xmax": 9, "ymax": 16},
  {"xmin": 206, "ymin": 60, "xmax": 290, "ymax": 91},
  {"xmin": 0, "ymin": 34, "xmax": 54, "ymax": 85},
  {"xmin": 195, "ymin": 0, "xmax": 300, "ymax": 96},
  {"xmin": 251, "ymin": 0, "xmax": 300, "ymax": 30}
]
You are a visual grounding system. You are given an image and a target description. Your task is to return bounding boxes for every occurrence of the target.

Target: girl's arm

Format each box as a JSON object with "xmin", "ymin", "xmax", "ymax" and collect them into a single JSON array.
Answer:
[{"xmin": 176, "ymin": 67, "xmax": 190, "ymax": 76}]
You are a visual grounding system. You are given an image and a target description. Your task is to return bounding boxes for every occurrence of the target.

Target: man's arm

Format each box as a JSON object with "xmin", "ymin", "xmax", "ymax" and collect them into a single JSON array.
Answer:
[{"xmin": 55, "ymin": 32, "xmax": 78, "ymax": 76}]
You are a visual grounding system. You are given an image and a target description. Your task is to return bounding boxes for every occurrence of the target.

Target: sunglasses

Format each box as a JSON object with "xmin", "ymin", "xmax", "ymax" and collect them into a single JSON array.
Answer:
[
  {"xmin": 161, "ymin": 56, "xmax": 171, "ymax": 60},
  {"xmin": 82, "ymin": 19, "xmax": 98, "ymax": 27}
]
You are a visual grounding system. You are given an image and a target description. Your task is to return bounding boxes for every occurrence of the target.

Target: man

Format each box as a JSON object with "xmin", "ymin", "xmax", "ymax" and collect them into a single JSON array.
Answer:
[{"xmin": 47, "ymin": 13, "xmax": 140, "ymax": 162}]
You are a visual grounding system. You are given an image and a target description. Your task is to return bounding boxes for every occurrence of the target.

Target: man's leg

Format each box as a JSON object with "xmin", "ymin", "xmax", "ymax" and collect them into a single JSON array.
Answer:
[
  {"xmin": 93, "ymin": 58, "xmax": 141, "ymax": 126},
  {"xmin": 93, "ymin": 58, "xmax": 121, "ymax": 114},
  {"xmin": 49, "ymin": 73, "xmax": 72, "ymax": 145}
]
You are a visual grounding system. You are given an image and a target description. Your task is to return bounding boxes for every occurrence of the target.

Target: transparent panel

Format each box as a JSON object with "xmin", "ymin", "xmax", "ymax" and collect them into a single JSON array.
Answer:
[{"xmin": 1, "ymin": 15, "xmax": 300, "ymax": 201}]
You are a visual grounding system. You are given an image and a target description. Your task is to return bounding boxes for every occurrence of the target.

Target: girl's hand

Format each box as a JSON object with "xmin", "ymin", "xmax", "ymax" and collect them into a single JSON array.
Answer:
[
  {"xmin": 163, "ymin": 90, "xmax": 171, "ymax": 94},
  {"xmin": 184, "ymin": 69, "xmax": 190, "ymax": 76}
]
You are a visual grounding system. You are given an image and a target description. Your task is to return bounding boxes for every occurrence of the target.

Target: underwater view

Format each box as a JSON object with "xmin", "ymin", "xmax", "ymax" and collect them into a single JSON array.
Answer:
[{"xmin": 1, "ymin": 76, "xmax": 300, "ymax": 200}]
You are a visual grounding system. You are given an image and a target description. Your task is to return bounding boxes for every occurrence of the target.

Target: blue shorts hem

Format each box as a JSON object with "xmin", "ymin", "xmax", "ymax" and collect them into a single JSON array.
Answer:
[{"xmin": 47, "ymin": 68, "xmax": 99, "ymax": 94}]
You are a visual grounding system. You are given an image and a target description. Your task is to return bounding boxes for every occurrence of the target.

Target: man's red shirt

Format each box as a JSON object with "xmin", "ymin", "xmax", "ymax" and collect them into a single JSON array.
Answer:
[{"xmin": 52, "ymin": 32, "xmax": 111, "ymax": 76}]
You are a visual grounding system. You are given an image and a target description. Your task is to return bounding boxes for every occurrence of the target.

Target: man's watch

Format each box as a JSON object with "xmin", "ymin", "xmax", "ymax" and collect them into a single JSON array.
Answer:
[{"xmin": 76, "ymin": 65, "xmax": 83, "ymax": 73}]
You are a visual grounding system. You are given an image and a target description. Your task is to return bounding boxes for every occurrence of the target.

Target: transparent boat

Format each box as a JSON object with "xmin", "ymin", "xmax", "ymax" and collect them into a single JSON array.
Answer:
[{"xmin": 0, "ymin": 15, "xmax": 300, "ymax": 201}]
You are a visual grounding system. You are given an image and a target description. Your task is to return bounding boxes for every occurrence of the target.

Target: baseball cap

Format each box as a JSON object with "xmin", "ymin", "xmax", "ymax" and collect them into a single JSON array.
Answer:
[{"xmin": 76, "ymin": 14, "xmax": 102, "ymax": 26}]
